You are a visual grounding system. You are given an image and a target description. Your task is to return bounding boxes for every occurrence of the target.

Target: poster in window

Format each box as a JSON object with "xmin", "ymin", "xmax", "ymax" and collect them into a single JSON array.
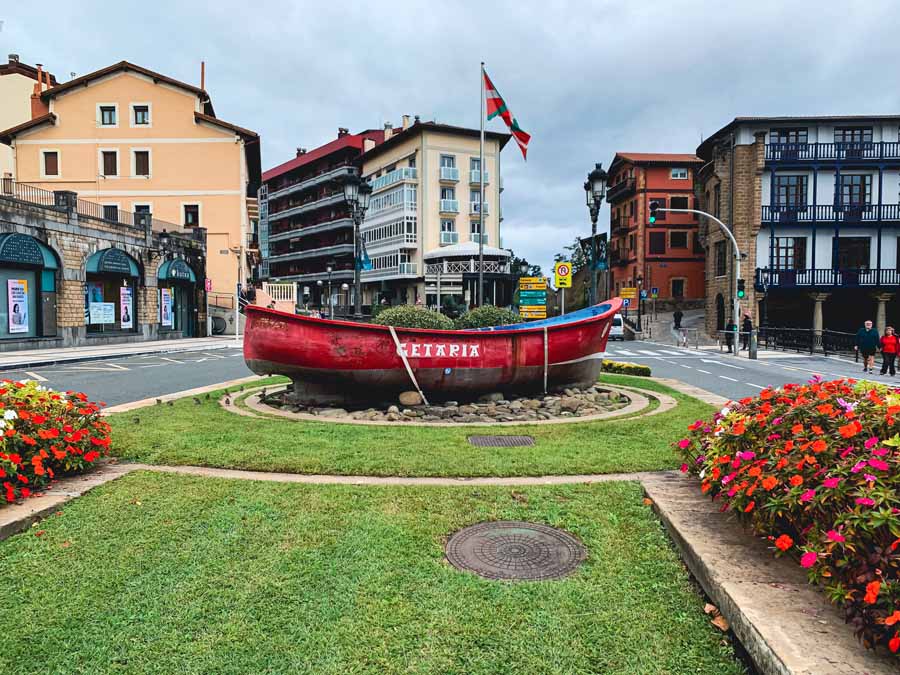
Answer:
[
  {"xmin": 120, "ymin": 286, "xmax": 133, "ymax": 329},
  {"xmin": 89, "ymin": 302, "xmax": 115, "ymax": 324},
  {"xmin": 160, "ymin": 288, "xmax": 173, "ymax": 328},
  {"xmin": 88, "ymin": 281, "xmax": 104, "ymax": 304},
  {"xmin": 7, "ymin": 279, "xmax": 28, "ymax": 334}
]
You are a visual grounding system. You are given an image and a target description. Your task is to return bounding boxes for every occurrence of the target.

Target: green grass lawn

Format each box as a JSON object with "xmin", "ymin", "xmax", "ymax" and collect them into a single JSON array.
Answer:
[
  {"xmin": 0, "ymin": 471, "xmax": 743, "ymax": 675},
  {"xmin": 108, "ymin": 375, "xmax": 712, "ymax": 477}
]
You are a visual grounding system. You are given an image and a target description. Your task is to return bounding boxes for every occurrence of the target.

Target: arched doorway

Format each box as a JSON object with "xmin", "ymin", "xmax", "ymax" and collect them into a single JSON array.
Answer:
[
  {"xmin": 157, "ymin": 258, "xmax": 198, "ymax": 337},
  {"xmin": 85, "ymin": 248, "xmax": 141, "ymax": 334},
  {"xmin": 715, "ymin": 293, "xmax": 726, "ymax": 331},
  {"xmin": 0, "ymin": 233, "xmax": 60, "ymax": 340}
]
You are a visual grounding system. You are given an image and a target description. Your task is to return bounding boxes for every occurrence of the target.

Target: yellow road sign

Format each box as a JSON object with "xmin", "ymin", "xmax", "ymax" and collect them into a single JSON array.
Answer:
[
  {"xmin": 620, "ymin": 286, "xmax": 637, "ymax": 299},
  {"xmin": 554, "ymin": 262, "xmax": 572, "ymax": 288},
  {"xmin": 521, "ymin": 311, "xmax": 547, "ymax": 319},
  {"xmin": 519, "ymin": 276, "xmax": 544, "ymax": 285},
  {"xmin": 520, "ymin": 305, "xmax": 547, "ymax": 312},
  {"xmin": 519, "ymin": 282, "xmax": 547, "ymax": 291}
]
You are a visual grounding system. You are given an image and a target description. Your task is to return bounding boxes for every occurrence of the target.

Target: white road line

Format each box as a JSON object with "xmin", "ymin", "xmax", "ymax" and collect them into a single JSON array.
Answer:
[
  {"xmin": 201, "ymin": 352, "xmax": 226, "ymax": 359},
  {"xmin": 679, "ymin": 364, "xmax": 693, "ymax": 369},
  {"xmin": 616, "ymin": 350, "xmax": 638, "ymax": 356},
  {"xmin": 23, "ymin": 371, "xmax": 48, "ymax": 382},
  {"xmin": 160, "ymin": 357, "xmax": 184, "ymax": 364},
  {"xmin": 719, "ymin": 375, "xmax": 739, "ymax": 382},
  {"xmin": 638, "ymin": 350, "xmax": 659, "ymax": 356},
  {"xmin": 697, "ymin": 369, "xmax": 712, "ymax": 375},
  {"xmin": 663, "ymin": 359, "xmax": 677, "ymax": 365},
  {"xmin": 746, "ymin": 383, "xmax": 765, "ymax": 389},
  {"xmin": 138, "ymin": 364, "xmax": 166, "ymax": 368},
  {"xmin": 701, "ymin": 359, "xmax": 744, "ymax": 370},
  {"xmin": 658, "ymin": 350, "xmax": 685, "ymax": 355},
  {"xmin": 108, "ymin": 363, "xmax": 130, "ymax": 371}
]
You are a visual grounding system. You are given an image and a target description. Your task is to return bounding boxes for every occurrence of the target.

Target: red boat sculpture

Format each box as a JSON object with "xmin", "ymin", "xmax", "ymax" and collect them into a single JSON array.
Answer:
[{"xmin": 243, "ymin": 299, "xmax": 622, "ymax": 404}]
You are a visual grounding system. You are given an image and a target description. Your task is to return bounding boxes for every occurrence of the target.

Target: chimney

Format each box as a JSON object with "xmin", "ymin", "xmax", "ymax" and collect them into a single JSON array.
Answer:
[
  {"xmin": 200, "ymin": 61, "xmax": 206, "ymax": 90},
  {"xmin": 384, "ymin": 122, "xmax": 393, "ymax": 141},
  {"xmin": 296, "ymin": 147, "xmax": 307, "ymax": 157},
  {"xmin": 31, "ymin": 64, "xmax": 49, "ymax": 118},
  {"xmin": 8, "ymin": 54, "xmax": 19, "ymax": 64},
  {"xmin": 44, "ymin": 68, "xmax": 52, "ymax": 91},
  {"xmin": 337, "ymin": 127, "xmax": 349, "ymax": 138},
  {"xmin": 401, "ymin": 114, "xmax": 410, "ymax": 130},
  {"xmin": 363, "ymin": 138, "xmax": 376, "ymax": 153}
]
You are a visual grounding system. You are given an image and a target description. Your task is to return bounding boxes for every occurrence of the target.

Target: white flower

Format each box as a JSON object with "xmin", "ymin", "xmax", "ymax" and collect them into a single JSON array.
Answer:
[
  {"xmin": 4, "ymin": 410, "xmax": 18, "ymax": 421},
  {"xmin": 720, "ymin": 406, "xmax": 731, "ymax": 416},
  {"xmin": 699, "ymin": 469, "xmax": 706, "ymax": 479}
]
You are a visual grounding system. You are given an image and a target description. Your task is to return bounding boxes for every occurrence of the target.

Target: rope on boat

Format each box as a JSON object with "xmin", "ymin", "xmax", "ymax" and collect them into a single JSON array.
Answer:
[
  {"xmin": 388, "ymin": 325, "xmax": 430, "ymax": 406},
  {"xmin": 543, "ymin": 326, "xmax": 549, "ymax": 393}
]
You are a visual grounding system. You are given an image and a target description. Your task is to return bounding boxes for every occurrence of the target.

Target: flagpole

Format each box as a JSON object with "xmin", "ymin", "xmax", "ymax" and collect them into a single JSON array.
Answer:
[{"xmin": 478, "ymin": 61, "xmax": 485, "ymax": 307}]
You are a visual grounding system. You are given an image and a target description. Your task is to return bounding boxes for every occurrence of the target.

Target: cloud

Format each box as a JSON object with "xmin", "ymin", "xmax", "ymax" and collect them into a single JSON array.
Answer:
[{"xmin": 4, "ymin": 0, "xmax": 900, "ymax": 277}]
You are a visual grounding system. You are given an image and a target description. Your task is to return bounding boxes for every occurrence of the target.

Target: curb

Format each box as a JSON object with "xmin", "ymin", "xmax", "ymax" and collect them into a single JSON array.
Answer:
[{"xmin": 103, "ymin": 375, "xmax": 268, "ymax": 414}]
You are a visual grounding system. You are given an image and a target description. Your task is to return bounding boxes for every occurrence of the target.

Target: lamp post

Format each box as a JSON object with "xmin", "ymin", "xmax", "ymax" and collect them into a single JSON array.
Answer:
[
  {"xmin": 636, "ymin": 274, "xmax": 644, "ymax": 332},
  {"xmin": 326, "ymin": 265, "xmax": 333, "ymax": 319},
  {"xmin": 584, "ymin": 163, "xmax": 608, "ymax": 306},
  {"xmin": 316, "ymin": 279, "xmax": 324, "ymax": 317},
  {"xmin": 338, "ymin": 173, "xmax": 373, "ymax": 320}
]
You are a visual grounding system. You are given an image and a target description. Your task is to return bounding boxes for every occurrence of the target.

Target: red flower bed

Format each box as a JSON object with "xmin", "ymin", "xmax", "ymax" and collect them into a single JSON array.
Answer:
[
  {"xmin": 676, "ymin": 378, "xmax": 900, "ymax": 657},
  {"xmin": 0, "ymin": 380, "xmax": 110, "ymax": 504}
]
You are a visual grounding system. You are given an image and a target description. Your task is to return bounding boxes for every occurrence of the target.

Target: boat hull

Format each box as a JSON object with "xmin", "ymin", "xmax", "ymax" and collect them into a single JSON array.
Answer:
[{"xmin": 243, "ymin": 300, "xmax": 622, "ymax": 403}]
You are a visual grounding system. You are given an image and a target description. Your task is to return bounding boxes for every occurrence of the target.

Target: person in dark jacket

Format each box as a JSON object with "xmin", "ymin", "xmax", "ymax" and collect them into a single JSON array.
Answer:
[
  {"xmin": 673, "ymin": 309, "xmax": 683, "ymax": 329},
  {"xmin": 855, "ymin": 320, "xmax": 880, "ymax": 374},
  {"xmin": 880, "ymin": 326, "xmax": 898, "ymax": 376},
  {"xmin": 741, "ymin": 314, "xmax": 752, "ymax": 351},
  {"xmin": 725, "ymin": 319, "xmax": 736, "ymax": 353}
]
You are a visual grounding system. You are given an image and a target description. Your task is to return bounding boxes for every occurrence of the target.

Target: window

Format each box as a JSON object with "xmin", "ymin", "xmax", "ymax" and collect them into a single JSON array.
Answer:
[
  {"xmin": 408, "ymin": 156, "xmax": 416, "ymax": 168},
  {"xmin": 670, "ymin": 168, "xmax": 688, "ymax": 180},
  {"xmin": 651, "ymin": 196, "xmax": 666, "ymax": 220},
  {"xmin": 770, "ymin": 128, "xmax": 808, "ymax": 145},
  {"xmin": 101, "ymin": 150, "xmax": 118, "ymax": 177},
  {"xmin": 132, "ymin": 105, "xmax": 150, "ymax": 126},
  {"xmin": 133, "ymin": 150, "xmax": 150, "ymax": 177},
  {"xmin": 670, "ymin": 231, "xmax": 688, "ymax": 249},
  {"xmin": 42, "ymin": 151, "xmax": 59, "ymax": 177},
  {"xmin": 183, "ymin": 204, "xmax": 200, "ymax": 227},
  {"xmin": 629, "ymin": 200, "xmax": 636, "ymax": 217},
  {"xmin": 714, "ymin": 240, "xmax": 727, "ymax": 277},
  {"xmin": 628, "ymin": 233, "xmax": 635, "ymax": 251},
  {"xmin": 648, "ymin": 232, "xmax": 666, "ymax": 254},
  {"xmin": 440, "ymin": 187, "xmax": 455, "ymax": 200},
  {"xmin": 774, "ymin": 175, "xmax": 808, "ymax": 209},
  {"xmin": 440, "ymin": 155, "xmax": 456, "ymax": 168},
  {"xmin": 693, "ymin": 232, "xmax": 704, "ymax": 254},
  {"xmin": 713, "ymin": 184, "xmax": 721, "ymax": 218},
  {"xmin": 133, "ymin": 204, "xmax": 151, "ymax": 215},
  {"xmin": 470, "ymin": 157, "xmax": 481, "ymax": 170},
  {"xmin": 441, "ymin": 219, "xmax": 455, "ymax": 233},
  {"xmin": 840, "ymin": 174, "xmax": 872, "ymax": 207},
  {"xmin": 772, "ymin": 237, "xmax": 807, "ymax": 270},
  {"xmin": 470, "ymin": 189, "xmax": 481, "ymax": 204},
  {"xmin": 671, "ymin": 279, "xmax": 685, "ymax": 298},
  {"xmin": 102, "ymin": 205, "xmax": 119, "ymax": 222},
  {"xmin": 834, "ymin": 127, "xmax": 872, "ymax": 144},
  {"xmin": 670, "ymin": 196, "xmax": 689, "ymax": 210},
  {"xmin": 99, "ymin": 105, "xmax": 117, "ymax": 127},
  {"xmin": 835, "ymin": 237, "xmax": 871, "ymax": 269}
]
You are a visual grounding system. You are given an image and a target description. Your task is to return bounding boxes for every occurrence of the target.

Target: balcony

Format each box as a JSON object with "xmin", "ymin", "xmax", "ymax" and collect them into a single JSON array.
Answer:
[
  {"xmin": 439, "ymin": 199, "xmax": 459, "ymax": 213},
  {"xmin": 761, "ymin": 204, "xmax": 900, "ymax": 224},
  {"xmin": 440, "ymin": 231, "xmax": 459, "ymax": 245},
  {"xmin": 755, "ymin": 267, "xmax": 900, "ymax": 289},
  {"xmin": 765, "ymin": 142, "xmax": 900, "ymax": 163},
  {"xmin": 471, "ymin": 233, "xmax": 489, "ymax": 245},
  {"xmin": 469, "ymin": 170, "xmax": 489, "ymax": 184},
  {"xmin": 470, "ymin": 202, "xmax": 489, "ymax": 216},
  {"xmin": 364, "ymin": 232, "xmax": 418, "ymax": 251},
  {"xmin": 266, "ymin": 242, "xmax": 354, "ymax": 263},
  {"xmin": 369, "ymin": 167, "xmax": 418, "ymax": 192},
  {"xmin": 440, "ymin": 167, "xmax": 460, "ymax": 182},
  {"xmin": 268, "ymin": 192, "xmax": 345, "ymax": 222},
  {"xmin": 426, "ymin": 260, "xmax": 511, "ymax": 276},
  {"xmin": 611, "ymin": 216, "xmax": 630, "ymax": 233},
  {"xmin": 361, "ymin": 262, "xmax": 419, "ymax": 281},
  {"xmin": 606, "ymin": 177, "xmax": 636, "ymax": 204},
  {"xmin": 499, "ymin": 176, "xmax": 504, "ymax": 192},
  {"xmin": 268, "ymin": 217, "xmax": 353, "ymax": 242},
  {"xmin": 267, "ymin": 165, "xmax": 356, "ymax": 202}
]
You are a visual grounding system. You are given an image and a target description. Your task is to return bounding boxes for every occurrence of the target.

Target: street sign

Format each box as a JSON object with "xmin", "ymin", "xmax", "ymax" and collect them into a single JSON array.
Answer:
[
  {"xmin": 620, "ymin": 287, "xmax": 637, "ymax": 299},
  {"xmin": 520, "ymin": 304, "xmax": 547, "ymax": 312},
  {"xmin": 204, "ymin": 278, "xmax": 212, "ymax": 292},
  {"xmin": 650, "ymin": 287, "xmax": 659, "ymax": 299},
  {"xmin": 519, "ymin": 294, "xmax": 547, "ymax": 304},
  {"xmin": 554, "ymin": 262, "xmax": 572, "ymax": 288},
  {"xmin": 640, "ymin": 289, "xmax": 648, "ymax": 300},
  {"xmin": 595, "ymin": 260, "xmax": 608, "ymax": 271},
  {"xmin": 521, "ymin": 310, "xmax": 547, "ymax": 319},
  {"xmin": 622, "ymin": 298, "xmax": 631, "ymax": 308},
  {"xmin": 519, "ymin": 276, "xmax": 544, "ymax": 286},
  {"xmin": 519, "ymin": 282, "xmax": 547, "ymax": 291}
]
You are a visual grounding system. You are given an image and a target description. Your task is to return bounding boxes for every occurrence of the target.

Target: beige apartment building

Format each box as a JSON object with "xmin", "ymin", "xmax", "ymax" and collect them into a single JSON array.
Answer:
[
  {"xmin": 359, "ymin": 120, "xmax": 514, "ymax": 309},
  {"xmin": 0, "ymin": 55, "xmax": 57, "ymax": 179},
  {"xmin": 0, "ymin": 61, "xmax": 260, "ymax": 309}
]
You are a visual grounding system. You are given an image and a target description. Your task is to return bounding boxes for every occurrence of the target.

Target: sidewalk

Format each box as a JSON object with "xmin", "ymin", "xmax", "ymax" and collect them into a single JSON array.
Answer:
[{"xmin": 0, "ymin": 336, "xmax": 243, "ymax": 371}]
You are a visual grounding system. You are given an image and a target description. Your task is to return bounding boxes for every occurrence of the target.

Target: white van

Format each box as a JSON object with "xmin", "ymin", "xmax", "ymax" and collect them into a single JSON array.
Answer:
[{"xmin": 609, "ymin": 313, "xmax": 624, "ymax": 340}]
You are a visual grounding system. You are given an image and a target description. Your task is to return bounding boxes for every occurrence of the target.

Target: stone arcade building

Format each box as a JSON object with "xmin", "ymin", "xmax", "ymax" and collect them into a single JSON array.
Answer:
[{"xmin": 0, "ymin": 180, "xmax": 206, "ymax": 350}]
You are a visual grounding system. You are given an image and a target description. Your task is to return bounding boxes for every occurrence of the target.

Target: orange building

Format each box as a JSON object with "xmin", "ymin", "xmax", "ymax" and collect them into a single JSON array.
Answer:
[
  {"xmin": 0, "ymin": 61, "xmax": 260, "ymax": 316},
  {"xmin": 606, "ymin": 152, "xmax": 705, "ymax": 305}
]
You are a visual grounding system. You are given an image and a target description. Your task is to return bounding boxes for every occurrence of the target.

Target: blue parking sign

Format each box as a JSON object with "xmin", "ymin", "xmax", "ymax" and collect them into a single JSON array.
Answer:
[{"xmin": 622, "ymin": 298, "xmax": 631, "ymax": 307}]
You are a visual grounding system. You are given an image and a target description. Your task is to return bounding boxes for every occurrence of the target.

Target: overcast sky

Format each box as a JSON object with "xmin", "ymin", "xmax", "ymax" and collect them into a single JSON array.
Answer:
[{"xmin": 4, "ymin": 1, "xmax": 900, "ymax": 275}]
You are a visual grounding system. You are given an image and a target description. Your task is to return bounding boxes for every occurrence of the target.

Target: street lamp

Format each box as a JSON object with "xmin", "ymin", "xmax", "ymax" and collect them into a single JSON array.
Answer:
[
  {"xmin": 338, "ymin": 172, "xmax": 373, "ymax": 320},
  {"xmin": 326, "ymin": 264, "xmax": 334, "ymax": 319},
  {"xmin": 584, "ymin": 163, "xmax": 608, "ymax": 306},
  {"xmin": 636, "ymin": 274, "xmax": 644, "ymax": 331}
]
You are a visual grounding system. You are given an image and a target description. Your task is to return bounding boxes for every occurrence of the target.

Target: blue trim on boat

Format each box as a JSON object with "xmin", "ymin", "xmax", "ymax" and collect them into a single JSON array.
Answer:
[{"xmin": 465, "ymin": 304, "xmax": 614, "ymax": 332}]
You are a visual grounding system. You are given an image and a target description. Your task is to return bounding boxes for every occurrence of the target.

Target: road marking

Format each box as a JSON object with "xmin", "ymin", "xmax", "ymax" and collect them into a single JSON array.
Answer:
[
  {"xmin": 65, "ymin": 365, "xmax": 130, "ymax": 372},
  {"xmin": 658, "ymin": 350, "xmax": 685, "ymax": 355},
  {"xmin": 108, "ymin": 363, "xmax": 129, "ymax": 371},
  {"xmin": 160, "ymin": 357, "xmax": 184, "ymax": 364},
  {"xmin": 638, "ymin": 350, "xmax": 659, "ymax": 356},
  {"xmin": 679, "ymin": 364, "xmax": 693, "ymax": 369},
  {"xmin": 701, "ymin": 359, "xmax": 744, "ymax": 370},
  {"xmin": 138, "ymin": 364, "xmax": 166, "ymax": 368},
  {"xmin": 201, "ymin": 352, "xmax": 226, "ymax": 359},
  {"xmin": 662, "ymin": 359, "xmax": 677, "ymax": 365},
  {"xmin": 697, "ymin": 369, "xmax": 712, "ymax": 375},
  {"xmin": 746, "ymin": 383, "xmax": 765, "ymax": 389},
  {"xmin": 719, "ymin": 375, "xmax": 739, "ymax": 382},
  {"xmin": 616, "ymin": 350, "xmax": 638, "ymax": 356},
  {"xmin": 24, "ymin": 371, "xmax": 48, "ymax": 382}
]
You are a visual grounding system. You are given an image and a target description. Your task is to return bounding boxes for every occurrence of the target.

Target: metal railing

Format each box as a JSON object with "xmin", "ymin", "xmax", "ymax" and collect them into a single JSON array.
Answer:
[
  {"xmin": 761, "ymin": 203, "xmax": 900, "ymax": 223},
  {"xmin": 471, "ymin": 232, "xmax": 489, "ymax": 244},
  {"xmin": 606, "ymin": 177, "xmax": 636, "ymax": 203},
  {"xmin": 440, "ymin": 167, "xmax": 459, "ymax": 181},
  {"xmin": 425, "ymin": 260, "xmax": 510, "ymax": 275},
  {"xmin": 470, "ymin": 202, "xmax": 489, "ymax": 215},
  {"xmin": 756, "ymin": 327, "xmax": 858, "ymax": 357},
  {"xmin": 469, "ymin": 170, "xmax": 489, "ymax": 184},
  {"xmin": 439, "ymin": 199, "xmax": 459, "ymax": 213},
  {"xmin": 0, "ymin": 177, "xmax": 57, "ymax": 208},
  {"xmin": 755, "ymin": 267, "xmax": 900, "ymax": 288},
  {"xmin": 440, "ymin": 231, "xmax": 459, "ymax": 245},
  {"xmin": 766, "ymin": 142, "xmax": 900, "ymax": 162},
  {"xmin": 370, "ymin": 167, "xmax": 418, "ymax": 192}
]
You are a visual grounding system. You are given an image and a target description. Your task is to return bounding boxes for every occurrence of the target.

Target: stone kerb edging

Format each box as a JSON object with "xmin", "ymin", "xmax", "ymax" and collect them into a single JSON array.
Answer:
[{"xmin": 227, "ymin": 383, "xmax": 676, "ymax": 427}]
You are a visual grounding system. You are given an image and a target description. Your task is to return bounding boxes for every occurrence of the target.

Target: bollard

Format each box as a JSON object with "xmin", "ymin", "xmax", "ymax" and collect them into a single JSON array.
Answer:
[{"xmin": 749, "ymin": 329, "xmax": 758, "ymax": 360}]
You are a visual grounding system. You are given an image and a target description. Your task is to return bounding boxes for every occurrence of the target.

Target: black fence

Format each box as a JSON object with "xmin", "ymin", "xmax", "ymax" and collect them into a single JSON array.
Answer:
[
  {"xmin": 758, "ymin": 327, "xmax": 858, "ymax": 358},
  {"xmin": 0, "ymin": 177, "xmax": 57, "ymax": 208}
]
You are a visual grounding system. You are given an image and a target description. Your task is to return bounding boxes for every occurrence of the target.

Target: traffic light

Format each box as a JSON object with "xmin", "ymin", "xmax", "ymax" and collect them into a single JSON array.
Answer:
[
  {"xmin": 648, "ymin": 200, "xmax": 659, "ymax": 224},
  {"xmin": 737, "ymin": 278, "xmax": 746, "ymax": 299}
]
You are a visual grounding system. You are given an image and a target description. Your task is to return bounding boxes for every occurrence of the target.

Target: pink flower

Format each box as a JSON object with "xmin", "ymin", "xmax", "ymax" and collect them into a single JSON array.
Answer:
[
  {"xmin": 800, "ymin": 551, "xmax": 818, "ymax": 568},
  {"xmin": 865, "ymin": 436, "xmax": 879, "ymax": 449},
  {"xmin": 822, "ymin": 477, "xmax": 841, "ymax": 488},
  {"xmin": 840, "ymin": 447, "xmax": 854, "ymax": 459},
  {"xmin": 799, "ymin": 489, "xmax": 816, "ymax": 503},
  {"xmin": 868, "ymin": 458, "xmax": 889, "ymax": 471},
  {"xmin": 864, "ymin": 474, "xmax": 877, "ymax": 483},
  {"xmin": 678, "ymin": 439, "xmax": 690, "ymax": 449},
  {"xmin": 826, "ymin": 530, "xmax": 846, "ymax": 543},
  {"xmin": 680, "ymin": 463, "xmax": 689, "ymax": 473},
  {"xmin": 739, "ymin": 451, "xmax": 756, "ymax": 461},
  {"xmin": 873, "ymin": 447, "xmax": 889, "ymax": 456},
  {"xmin": 855, "ymin": 497, "xmax": 876, "ymax": 507},
  {"xmin": 851, "ymin": 461, "xmax": 867, "ymax": 473}
]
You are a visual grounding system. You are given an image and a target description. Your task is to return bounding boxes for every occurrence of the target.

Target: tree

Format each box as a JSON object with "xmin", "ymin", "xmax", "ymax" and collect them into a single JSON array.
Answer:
[
  {"xmin": 509, "ymin": 254, "xmax": 542, "ymax": 277},
  {"xmin": 554, "ymin": 238, "xmax": 588, "ymax": 273}
]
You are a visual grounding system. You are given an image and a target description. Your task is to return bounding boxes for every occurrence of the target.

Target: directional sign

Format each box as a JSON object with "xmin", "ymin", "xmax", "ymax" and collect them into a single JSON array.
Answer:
[
  {"xmin": 521, "ymin": 310, "xmax": 547, "ymax": 319},
  {"xmin": 519, "ymin": 277, "xmax": 544, "ymax": 286},
  {"xmin": 640, "ymin": 289, "xmax": 648, "ymax": 300},
  {"xmin": 519, "ymin": 290, "xmax": 547, "ymax": 299},
  {"xmin": 554, "ymin": 262, "xmax": 572, "ymax": 288},
  {"xmin": 620, "ymin": 287, "xmax": 637, "ymax": 299},
  {"xmin": 650, "ymin": 287, "xmax": 659, "ymax": 299},
  {"xmin": 519, "ymin": 282, "xmax": 547, "ymax": 291}
]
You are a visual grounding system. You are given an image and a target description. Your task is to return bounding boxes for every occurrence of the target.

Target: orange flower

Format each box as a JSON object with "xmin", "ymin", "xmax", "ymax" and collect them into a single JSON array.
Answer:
[
  {"xmin": 743, "ymin": 501, "xmax": 755, "ymax": 512},
  {"xmin": 839, "ymin": 420, "xmax": 862, "ymax": 438},
  {"xmin": 864, "ymin": 580, "xmax": 881, "ymax": 604},
  {"xmin": 791, "ymin": 423, "xmax": 804, "ymax": 435},
  {"xmin": 885, "ymin": 611, "xmax": 900, "ymax": 626},
  {"xmin": 811, "ymin": 439, "xmax": 827, "ymax": 453},
  {"xmin": 762, "ymin": 476, "xmax": 778, "ymax": 490},
  {"xmin": 748, "ymin": 466, "xmax": 762, "ymax": 478},
  {"xmin": 811, "ymin": 424, "xmax": 824, "ymax": 435},
  {"xmin": 789, "ymin": 475, "xmax": 803, "ymax": 487},
  {"xmin": 775, "ymin": 534, "xmax": 793, "ymax": 551},
  {"xmin": 732, "ymin": 421, "xmax": 746, "ymax": 435},
  {"xmin": 890, "ymin": 634, "xmax": 900, "ymax": 653}
]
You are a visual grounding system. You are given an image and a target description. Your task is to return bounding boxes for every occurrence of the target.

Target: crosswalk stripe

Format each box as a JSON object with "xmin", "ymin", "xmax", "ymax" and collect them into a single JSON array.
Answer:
[
  {"xmin": 638, "ymin": 350, "xmax": 658, "ymax": 355},
  {"xmin": 658, "ymin": 350, "xmax": 685, "ymax": 355},
  {"xmin": 24, "ymin": 371, "xmax": 48, "ymax": 382},
  {"xmin": 614, "ymin": 350, "xmax": 638, "ymax": 356}
]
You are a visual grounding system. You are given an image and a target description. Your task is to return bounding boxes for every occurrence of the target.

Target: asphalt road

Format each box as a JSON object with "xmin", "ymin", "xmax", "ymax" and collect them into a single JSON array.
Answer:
[
  {"xmin": 604, "ymin": 340, "xmax": 885, "ymax": 400},
  {"xmin": 0, "ymin": 345, "xmax": 252, "ymax": 405}
]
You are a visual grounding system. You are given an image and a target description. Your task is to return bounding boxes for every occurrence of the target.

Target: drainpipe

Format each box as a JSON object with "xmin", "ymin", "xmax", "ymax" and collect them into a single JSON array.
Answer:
[{"xmin": 729, "ymin": 133, "xmax": 736, "ymax": 322}]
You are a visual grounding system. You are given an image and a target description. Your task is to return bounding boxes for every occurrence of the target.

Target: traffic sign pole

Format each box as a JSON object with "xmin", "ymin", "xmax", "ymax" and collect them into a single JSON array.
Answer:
[{"xmin": 561, "ymin": 288, "xmax": 565, "ymax": 315}]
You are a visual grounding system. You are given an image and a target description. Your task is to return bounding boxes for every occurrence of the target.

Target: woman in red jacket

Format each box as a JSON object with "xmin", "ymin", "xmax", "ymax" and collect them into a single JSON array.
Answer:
[{"xmin": 880, "ymin": 326, "xmax": 898, "ymax": 376}]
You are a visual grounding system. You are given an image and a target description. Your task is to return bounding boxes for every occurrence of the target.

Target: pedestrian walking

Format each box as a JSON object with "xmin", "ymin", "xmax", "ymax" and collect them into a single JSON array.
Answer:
[
  {"xmin": 880, "ymin": 326, "xmax": 898, "ymax": 376},
  {"xmin": 741, "ymin": 314, "xmax": 752, "ymax": 351},
  {"xmin": 673, "ymin": 308, "xmax": 683, "ymax": 330},
  {"xmin": 725, "ymin": 318, "xmax": 736, "ymax": 354},
  {"xmin": 855, "ymin": 320, "xmax": 880, "ymax": 374}
]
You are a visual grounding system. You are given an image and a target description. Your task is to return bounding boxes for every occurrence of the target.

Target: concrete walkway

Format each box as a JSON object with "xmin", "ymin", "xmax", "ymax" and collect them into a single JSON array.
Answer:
[{"xmin": 0, "ymin": 336, "xmax": 242, "ymax": 370}]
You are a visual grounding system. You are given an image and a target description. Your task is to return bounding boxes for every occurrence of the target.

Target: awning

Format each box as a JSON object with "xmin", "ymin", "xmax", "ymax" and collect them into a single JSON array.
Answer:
[
  {"xmin": 0, "ymin": 233, "xmax": 59, "ymax": 269},
  {"xmin": 157, "ymin": 258, "xmax": 197, "ymax": 283},
  {"xmin": 86, "ymin": 247, "xmax": 139, "ymax": 276},
  {"xmin": 423, "ymin": 241, "xmax": 511, "ymax": 260}
]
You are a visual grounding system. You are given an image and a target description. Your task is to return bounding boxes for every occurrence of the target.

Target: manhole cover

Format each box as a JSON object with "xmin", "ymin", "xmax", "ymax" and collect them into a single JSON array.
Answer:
[
  {"xmin": 445, "ymin": 521, "xmax": 587, "ymax": 581},
  {"xmin": 468, "ymin": 435, "xmax": 535, "ymax": 447}
]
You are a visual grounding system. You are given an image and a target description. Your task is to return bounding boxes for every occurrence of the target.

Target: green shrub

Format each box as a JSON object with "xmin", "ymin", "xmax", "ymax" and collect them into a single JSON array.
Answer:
[
  {"xmin": 601, "ymin": 360, "xmax": 651, "ymax": 377},
  {"xmin": 370, "ymin": 302, "xmax": 389, "ymax": 320},
  {"xmin": 373, "ymin": 305, "xmax": 454, "ymax": 330},
  {"xmin": 441, "ymin": 296, "xmax": 466, "ymax": 320},
  {"xmin": 454, "ymin": 305, "xmax": 521, "ymax": 329}
]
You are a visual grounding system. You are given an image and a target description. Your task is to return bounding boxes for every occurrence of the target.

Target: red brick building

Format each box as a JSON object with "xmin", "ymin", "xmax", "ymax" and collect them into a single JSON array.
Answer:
[{"xmin": 606, "ymin": 152, "xmax": 705, "ymax": 304}]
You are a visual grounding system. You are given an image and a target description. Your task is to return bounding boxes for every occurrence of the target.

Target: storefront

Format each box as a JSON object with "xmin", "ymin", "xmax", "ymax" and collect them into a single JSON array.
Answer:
[
  {"xmin": 0, "ymin": 233, "xmax": 59, "ymax": 340},
  {"xmin": 85, "ymin": 248, "xmax": 141, "ymax": 335},
  {"xmin": 157, "ymin": 258, "xmax": 198, "ymax": 337}
]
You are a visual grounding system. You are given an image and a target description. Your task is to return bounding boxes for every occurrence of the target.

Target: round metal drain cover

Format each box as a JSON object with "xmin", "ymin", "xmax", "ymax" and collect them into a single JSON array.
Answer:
[{"xmin": 445, "ymin": 521, "xmax": 587, "ymax": 581}]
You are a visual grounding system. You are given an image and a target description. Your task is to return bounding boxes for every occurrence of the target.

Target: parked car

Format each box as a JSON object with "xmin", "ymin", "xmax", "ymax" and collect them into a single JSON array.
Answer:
[{"xmin": 609, "ymin": 313, "xmax": 624, "ymax": 340}]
